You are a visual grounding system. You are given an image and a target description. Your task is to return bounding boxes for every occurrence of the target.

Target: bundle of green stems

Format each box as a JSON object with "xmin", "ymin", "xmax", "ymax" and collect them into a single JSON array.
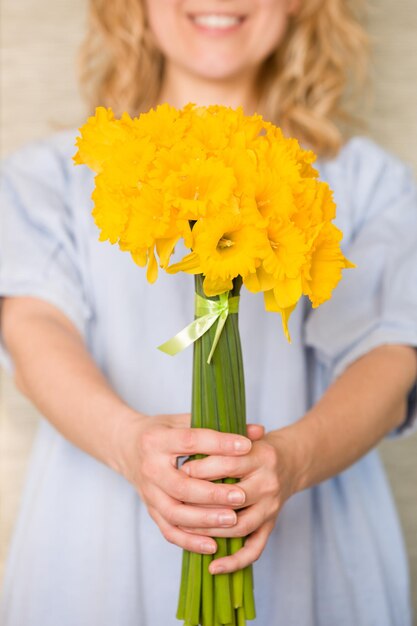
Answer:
[{"xmin": 176, "ymin": 275, "xmax": 256, "ymax": 626}]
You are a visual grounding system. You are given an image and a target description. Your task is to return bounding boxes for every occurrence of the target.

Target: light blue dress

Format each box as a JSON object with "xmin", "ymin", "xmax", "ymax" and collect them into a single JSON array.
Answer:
[{"xmin": 0, "ymin": 132, "xmax": 417, "ymax": 626}]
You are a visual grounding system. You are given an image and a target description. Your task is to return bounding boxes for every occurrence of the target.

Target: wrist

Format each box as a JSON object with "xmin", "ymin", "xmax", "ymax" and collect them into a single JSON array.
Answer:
[
  {"xmin": 267, "ymin": 421, "xmax": 315, "ymax": 495},
  {"xmin": 107, "ymin": 405, "xmax": 148, "ymax": 480}
]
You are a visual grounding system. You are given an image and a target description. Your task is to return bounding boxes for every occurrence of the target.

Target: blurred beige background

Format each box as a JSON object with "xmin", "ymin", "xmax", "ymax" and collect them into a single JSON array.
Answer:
[{"xmin": 1, "ymin": 0, "xmax": 416, "ymax": 619}]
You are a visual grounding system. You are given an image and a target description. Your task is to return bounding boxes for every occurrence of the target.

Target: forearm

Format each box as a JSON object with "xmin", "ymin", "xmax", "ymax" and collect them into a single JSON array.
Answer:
[
  {"xmin": 273, "ymin": 345, "xmax": 417, "ymax": 493},
  {"xmin": 2, "ymin": 297, "xmax": 142, "ymax": 474}
]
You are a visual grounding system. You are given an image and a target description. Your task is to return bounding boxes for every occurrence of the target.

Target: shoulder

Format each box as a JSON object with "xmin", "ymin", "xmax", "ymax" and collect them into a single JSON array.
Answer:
[
  {"xmin": 1, "ymin": 130, "xmax": 94, "ymax": 239},
  {"xmin": 324, "ymin": 135, "xmax": 411, "ymax": 179},
  {"xmin": 317, "ymin": 136, "xmax": 417, "ymax": 233},
  {"xmin": 2, "ymin": 129, "xmax": 86, "ymax": 192},
  {"xmin": 319, "ymin": 136, "xmax": 414, "ymax": 189},
  {"xmin": 330, "ymin": 135, "xmax": 402, "ymax": 164}
]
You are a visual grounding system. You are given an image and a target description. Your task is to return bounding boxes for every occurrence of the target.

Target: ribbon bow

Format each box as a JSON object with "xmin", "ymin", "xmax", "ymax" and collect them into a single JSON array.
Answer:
[{"xmin": 158, "ymin": 292, "xmax": 240, "ymax": 364}]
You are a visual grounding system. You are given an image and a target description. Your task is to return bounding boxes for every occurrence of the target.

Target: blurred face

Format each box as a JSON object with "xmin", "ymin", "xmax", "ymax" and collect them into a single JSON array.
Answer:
[{"xmin": 145, "ymin": 1, "xmax": 299, "ymax": 83}]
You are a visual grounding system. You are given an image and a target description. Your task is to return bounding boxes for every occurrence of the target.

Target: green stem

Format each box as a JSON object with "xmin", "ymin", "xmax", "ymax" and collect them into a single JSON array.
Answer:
[
  {"xmin": 177, "ymin": 274, "xmax": 256, "ymax": 624},
  {"xmin": 237, "ymin": 606, "xmax": 246, "ymax": 626},
  {"xmin": 201, "ymin": 554, "xmax": 214, "ymax": 626},
  {"xmin": 185, "ymin": 552, "xmax": 202, "ymax": 624},
  {"xmin": 230, "ymin": 538, "xmax": 244, "ymax": 608},
  {"xmin": 214, "ymin": 538, "xmax": 233, "ymax": 624},
  {"xmin": 177, "ymin": 550, "xmax": 190, "ymax": 619},
  {"xmin": 243, "ymin": 566, "xmax": 256, "ymax": 620}
]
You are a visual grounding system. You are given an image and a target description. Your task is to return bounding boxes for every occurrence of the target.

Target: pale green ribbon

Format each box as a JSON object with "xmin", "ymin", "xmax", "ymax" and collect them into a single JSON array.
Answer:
[{"xmin": 158, "ymin": 292, "xmax": 240, "ymax": 364}]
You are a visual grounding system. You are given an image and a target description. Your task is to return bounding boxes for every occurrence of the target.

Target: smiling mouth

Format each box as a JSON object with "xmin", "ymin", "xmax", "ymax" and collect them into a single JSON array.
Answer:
[{"xmin": 189, "ymin": 14, "xmax": 246, "ymax": 30}]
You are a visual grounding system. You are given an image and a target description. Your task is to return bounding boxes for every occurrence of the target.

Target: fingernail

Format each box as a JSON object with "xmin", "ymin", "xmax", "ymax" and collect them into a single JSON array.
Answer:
[
  {"xmin": 228, "ymin": 490, "xmax": 245, "ymax": 505},
  {"xmin": 218, "ymin": 513, "xmax": 236, "ymax": 526},
  {"xmin": 182, "ymin": 464, "xmax": 191, "ymax": 475},
  {"xmin": 234, "ymin": 438, "xmax": 251, "ymax": 452},
  {"xmin": 201, "ymin": 541, "xmax": 216, "ymax": 554},
  {"xmin": 210, "ymin": 564, "xmax": 225, "ymax": 575}
]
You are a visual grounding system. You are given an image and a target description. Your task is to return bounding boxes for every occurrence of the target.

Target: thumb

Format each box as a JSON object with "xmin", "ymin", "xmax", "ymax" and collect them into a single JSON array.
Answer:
[
  {"xmin": 246, "ymin": 423, "xmax": 265, "ymax": 441},
  {"xmin": 168, "ymin": 413, "xmax": 192, "ymax": 428}
]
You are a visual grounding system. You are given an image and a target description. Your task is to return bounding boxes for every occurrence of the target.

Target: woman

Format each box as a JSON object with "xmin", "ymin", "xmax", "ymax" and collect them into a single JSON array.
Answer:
[{"xmin": 1, "ymin": 1, "xmax": 416, "ymax": 624}]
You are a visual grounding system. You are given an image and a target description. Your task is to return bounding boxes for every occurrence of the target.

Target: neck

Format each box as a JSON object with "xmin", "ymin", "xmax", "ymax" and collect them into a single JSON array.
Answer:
[{"xmin": 157, "ymin": 64, "xmax": 259, "ymax": 114}]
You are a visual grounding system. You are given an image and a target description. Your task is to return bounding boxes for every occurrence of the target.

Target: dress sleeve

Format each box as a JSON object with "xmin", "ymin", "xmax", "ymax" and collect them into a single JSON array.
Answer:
[
  {"xmin": 0, "ymin": 139, "xmax": 93, "ymax": 372},
  {"xmin": 304, "ymin": 138, "xmax": 417, "ymax": 436}
]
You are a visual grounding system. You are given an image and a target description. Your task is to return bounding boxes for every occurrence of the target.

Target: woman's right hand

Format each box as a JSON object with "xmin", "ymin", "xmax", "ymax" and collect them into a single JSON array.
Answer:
[
  {"xmin": 1, "ymin": 297, "xmax": 259, "ymax": 555},
  {"xmin": 117, "ymin": 412, "xmax": 255, "ymax": 555}
]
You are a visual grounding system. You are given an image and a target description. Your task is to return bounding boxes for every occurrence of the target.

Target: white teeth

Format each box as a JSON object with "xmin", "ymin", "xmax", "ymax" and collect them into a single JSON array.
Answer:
[{"xmin": 192, "ymin": 14, "xmax": 242, "ymax": 29}]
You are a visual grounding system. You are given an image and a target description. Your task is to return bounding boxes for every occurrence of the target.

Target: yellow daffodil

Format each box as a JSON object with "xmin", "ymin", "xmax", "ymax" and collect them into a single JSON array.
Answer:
[
  {"xmin": 166, "ymin": 158, "xmax": 237, "ymax": 220},
  {"xmin": 303, "ymin": 223, "xmax": 355, "ymax": 307},
  {"xmin": 74, "ymin": 107, "xmax": 129, "ymax": 173},
  {"xmin": 91, "ymin": 172, "xmax": 133, "ymax": 244},
  {"xmin": 292, "ymin": 179, "xmax": 336, "ymax": 237},
  {"xmin": 75, "ymin": 104, "xmax": 353, "ymax": 338},
  {"xmin": 133, "ymin": 103, "xmax": 190, "ymax": 148},
  {"xmin": 119, "ymin": 183, "xmax": 171, "ymax": 251},
  {"xmin": 262, "ymin": 219, "xmax": 308, "ymax": 280},
  {"xmin": 255, "ymin": 174, "xmax": 297, "ymax": 222},
  {"xmin": 194, "ymin": 216, "xmax": 267, "ymax": 294}
]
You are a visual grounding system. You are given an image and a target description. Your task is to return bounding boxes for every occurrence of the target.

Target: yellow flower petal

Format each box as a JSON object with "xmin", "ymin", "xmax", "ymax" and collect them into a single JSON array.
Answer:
[
  {"xmin": 263, "ymin": 290, "xmax": 297, "ymax": 342},
  {"xmin": 243, "ymin": 265, "xmax": 276, "ymax": 293},
  {"xmin": 134, "ymin": 104, "xmax": 189, "ymax": 148},
  {"xmin": 273, "ymin": 275, "xmax": 303, "ymax": 309},
  {"xmin": 243, "ymin": 271, "xmax": 262, "ymax": 293},
  {"xmin": 156, "ymin": 236, "xmax": 181, "ymax": 268},
  {"xmin": 166, "ymin": 158, "xmax": 237, "ymax": 220},
  {"xmin": 192, "ymin": 216, "xmax": 267, "ymax": 283},
  {"xmin": 146, "ymin": 247, "xmax": 158, "ymax": 283},
  {"xmin": 263, "ymin": 219, "xmax": 308, "ymax": 280},
  {"xmin": 131, "ymin": 248, "xmax": 148, "ymax": 267},
  {"xmin": 292, "ymin": 179, "xmax": 336, "ymax": 236},
  {"xmin": 203, "ymin": 275, "xmax": 233, "ymax": 297},
  {"xmin": 74, "ymin": 107, "xmax": 128, "ymax": 173},
  {"xmin": 166, "ymin": 251, "xmax": 203, "ymax": 275},
  {"xmin": 303, "ymin": 223, "xmax": 354, "ymax": 307},
  {"xmin": 92, "ymin": 181, "xmax": 129, "ymax": 244},
  {"xmin": 119, "ymin": 183, "xmax": 171, "ymax": 251}
]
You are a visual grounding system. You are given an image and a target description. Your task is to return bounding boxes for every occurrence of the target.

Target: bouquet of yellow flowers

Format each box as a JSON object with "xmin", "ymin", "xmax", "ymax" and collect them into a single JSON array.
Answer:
[{"xmin": 75, "ymin": 104, "xmax": 352, "ymax": 626}]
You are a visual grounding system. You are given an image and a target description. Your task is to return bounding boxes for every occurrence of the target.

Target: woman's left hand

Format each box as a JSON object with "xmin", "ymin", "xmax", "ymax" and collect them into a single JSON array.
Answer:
[{"xmin": 180, "ymin": 425, "xmax": 303, "ymax": 574}]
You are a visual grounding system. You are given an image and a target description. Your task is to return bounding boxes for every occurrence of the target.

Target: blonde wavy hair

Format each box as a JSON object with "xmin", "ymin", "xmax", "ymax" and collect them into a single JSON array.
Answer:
[{"xmin": 78, "ymin": 0, "xmax": 369, "ymax": 157}]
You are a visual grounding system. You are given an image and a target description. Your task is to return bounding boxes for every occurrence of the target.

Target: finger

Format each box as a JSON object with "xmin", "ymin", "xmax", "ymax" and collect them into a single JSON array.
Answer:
[
  {"xmin": 155, "ymin": 427, "xmax": 252, "ymax": 456},
  {"xmin": 148, "ymin": 506, "xmax": 218, "ymax": 555},
  {"xmin": 209, "ymin": 521, "xmax": 274, "ymax": 574},
  {"xmin": 148, "ymin": 486, "xmax": 238, "ymax": 529},
  {"xmin": 163, "ymin": 466, "xmax": 247, "ymax": 507},
  {"xmin": 161, "ymin": 413, "xmax": 191, "ymax": 428},
  {"xmin": 168, "ymin": 503, "xmax": 237, "ymax": 529},
  {"xmin": 147, "ymin": 484, "xmax": 238, "ymax": 529},
  {"xmin": 173, "ymin": 413, "xmax": 192, "ymax": 428},
  {"xmin": 246, "ymin": 424, "xmax": 265, "ymax": 441},
  {"xmin": 182, "ymin": 453, "xmax": 253, "ymax": 481},
  {"xmin": 180, "ymin": 504, "xmax": 265, "ymax": 538}
]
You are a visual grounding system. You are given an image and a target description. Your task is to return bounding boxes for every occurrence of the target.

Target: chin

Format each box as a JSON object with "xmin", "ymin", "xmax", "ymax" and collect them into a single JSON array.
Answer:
[{"xmin": 184, "ymin": 57, "xmax": 256, "ymax": 83}]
